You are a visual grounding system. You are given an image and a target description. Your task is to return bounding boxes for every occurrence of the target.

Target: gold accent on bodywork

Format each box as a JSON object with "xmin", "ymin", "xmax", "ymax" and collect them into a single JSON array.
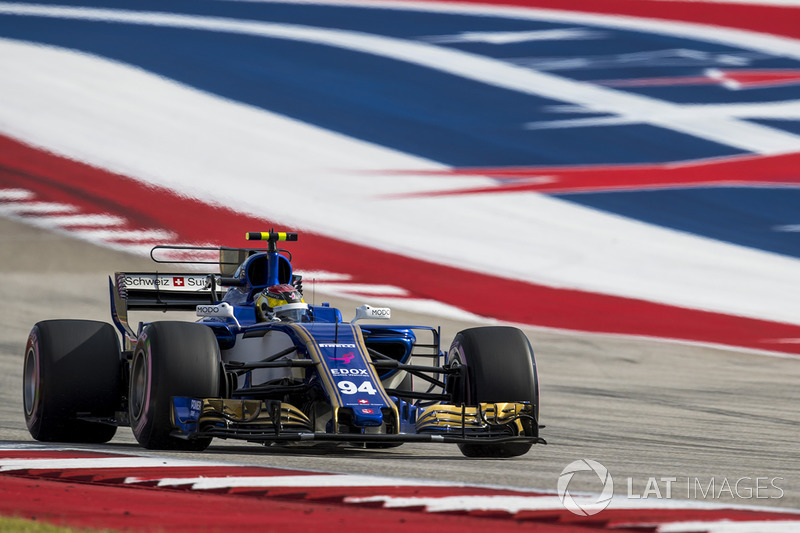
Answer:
[
  {"xmin": 416, "ymin": 402, "xmax": 533, "ymax": 435},
  {"xmin": 196, "ymin": 399, "xmax": 313, "ymax": 430}
]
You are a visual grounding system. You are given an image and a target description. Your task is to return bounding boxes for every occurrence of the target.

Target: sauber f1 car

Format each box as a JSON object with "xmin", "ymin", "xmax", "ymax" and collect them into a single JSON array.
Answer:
[{"xmin": 23, "ymin": 232, "xmax": 544, "ymax": 457}]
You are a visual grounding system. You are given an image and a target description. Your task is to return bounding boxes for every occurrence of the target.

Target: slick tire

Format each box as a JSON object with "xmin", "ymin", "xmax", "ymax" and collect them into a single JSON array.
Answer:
[
  {"xmin": 447, "ymin": 326, "xmax": 539, "ymax": 458},
  {"xmin": 129, "ymin": 321, "xmax": 220, "ymax": 450},
  {"xmin": 23, "ymin": 320, "xmax": 121, "ymax": 443}
]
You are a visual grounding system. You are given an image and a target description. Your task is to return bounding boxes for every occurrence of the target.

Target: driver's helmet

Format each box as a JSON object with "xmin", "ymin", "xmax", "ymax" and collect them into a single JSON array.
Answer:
[{"xmin": 256, "ymin": 284, "xmax": 308, "ymax": 322}]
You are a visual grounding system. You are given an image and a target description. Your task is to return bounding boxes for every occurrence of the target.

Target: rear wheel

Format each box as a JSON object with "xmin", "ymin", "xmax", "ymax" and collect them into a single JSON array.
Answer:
[
  {"xmin": 129, "ymin": 321, "xmax": 220, "ymax": 450},
  {"xmin": 23, "ymin": 320, "xmax": 121, "ymax": 443},
  {"xmin": 447, "ymin": 326, "xmax": 539, "ymax": 458}
]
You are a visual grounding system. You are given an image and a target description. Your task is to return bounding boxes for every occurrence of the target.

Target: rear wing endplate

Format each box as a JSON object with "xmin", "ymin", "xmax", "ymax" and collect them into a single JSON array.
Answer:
[{"xmin": 110, "ymin": 272, "xmax": 223, "ymax": 347}]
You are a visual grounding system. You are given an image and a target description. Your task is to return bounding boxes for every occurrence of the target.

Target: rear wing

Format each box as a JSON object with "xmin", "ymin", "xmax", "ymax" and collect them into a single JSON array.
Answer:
[
  {"xmin": 110, "ymin": 235, "xmax": 297, "ymax": 347},
  {"xmin": 113, "ymin": 272, "xmax": 222, "ymax": 310},
  {"xmin": 110, "ymin": 272, "xmax": 224, "ymax": 347}
]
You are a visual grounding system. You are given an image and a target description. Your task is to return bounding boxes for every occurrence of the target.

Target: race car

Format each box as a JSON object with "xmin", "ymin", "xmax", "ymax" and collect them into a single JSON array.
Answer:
[{"xmin": 23, "ymin": 232, "xmax": 544, "ymax": 457}]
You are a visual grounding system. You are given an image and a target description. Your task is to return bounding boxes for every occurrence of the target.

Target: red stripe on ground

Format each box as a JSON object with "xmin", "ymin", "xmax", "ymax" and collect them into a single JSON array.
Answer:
[
  {"xmin": 588, "ymin": 507, "xmax": 800, "ymax": 527},
  {"xmin": 4, "ymin": 475, "xmax": 598, "ymax": 533},
  {"xmin": 0, "ymin": 450, "xmax": 114, "ymax": 459},
  {"xmin": 2, "ymin": 457, "xmax": 800, "ymax": 532},
  {"xmin": 388, "ymin": 152, "xmax": 800, "ymax": 197},
  {"xmin": 2, "ymin": 134, "xmax": 799, "ymax": 355},
  {"xmin": 20, "ymin": 466, "xmax": 325, "ymax": 482},
  {"xmin": 3, "ymin": 447, "xmax": 800, "ymax": 532},
  {"xmin": 411, "ymin": 0, "xmax": 800, "ymax": 40}
]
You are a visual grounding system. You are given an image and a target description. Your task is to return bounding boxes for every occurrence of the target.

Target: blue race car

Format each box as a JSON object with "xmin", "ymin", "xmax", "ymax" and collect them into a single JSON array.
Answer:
[{"xmin": 23, "ymin": 232, "xmax": 544, "ymax": 457}]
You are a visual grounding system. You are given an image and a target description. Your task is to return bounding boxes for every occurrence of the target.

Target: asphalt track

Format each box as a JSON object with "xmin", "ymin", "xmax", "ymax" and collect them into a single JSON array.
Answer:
[{"xmin": 2, "ymin": 217, "xmax": 799, "ymax": 514}]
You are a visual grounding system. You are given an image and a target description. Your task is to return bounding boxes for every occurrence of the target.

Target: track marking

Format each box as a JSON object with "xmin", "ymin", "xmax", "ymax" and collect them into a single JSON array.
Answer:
[
  {"xmin": 2, "ymin": 446, "xmax": 799, "ymax": 533},
  {"xmin": 128, "ymin": 474, "xmax": 457, "ymax": 489},
  {"xmin": 0, "ymin": 188, "xmax": 33, "ymax": 200},
  {"xmin": 1, "ymin": 2, "xmax": 799, "ymax": 153},
  {"xmin": 39, "ymin": 214, "xmax": 127, "ymax": 227},
  {"xmin": 0, "ymin": 457, "xmax": 230, "ymax": 471},
  {"xmin": 0, "ymin": 201, "xmax": 77, "ymax": 214}
]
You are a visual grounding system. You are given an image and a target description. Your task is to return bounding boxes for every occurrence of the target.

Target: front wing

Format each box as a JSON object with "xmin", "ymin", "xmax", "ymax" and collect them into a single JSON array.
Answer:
[{"xmin": 171, "ymin": 397, "xmax": 546, "ymax": 446}]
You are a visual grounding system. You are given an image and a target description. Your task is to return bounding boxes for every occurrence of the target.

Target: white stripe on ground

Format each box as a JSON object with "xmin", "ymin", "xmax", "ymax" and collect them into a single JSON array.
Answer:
[
  {"xmin": 39, "ymin": 214, "xmax": 127, "ymax": 227},
  {"xmin": 126, "ymin": 474, "xmax": 459, "ymax": 489},
  {"xmin": 659, "ymin": 522, "xmax": 800, "ymax": 533},
  {"xmin": 0, "ymin": 202, "xmax": 77, "ymax": 214},
  {"xmin": 0, "ymin": 188, "xmax": 34, "ymax": 200},
  {"xmin": 72, "ymin": 229, "xmax": 175, "ymax": 241},
  {"xmin": 346, "ymin": 493, "xmax": 800, "ymax": 514},
  {"xmin": 1, "ymin": 3, "xmax": 799, "ymax": 154},
  {"xmin": 0, "ymin": 457, "xmax": 231, "ymax": 471}
]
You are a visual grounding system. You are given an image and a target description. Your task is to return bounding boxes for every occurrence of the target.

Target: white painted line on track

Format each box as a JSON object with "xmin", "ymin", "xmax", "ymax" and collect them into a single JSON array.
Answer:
[
  {"xmin": 0, "ymin": 188, "xmax": 34, "ymax": 200},
  {"xmin": 659, "ymin": 521, "xmax": 800, "ymax": 533},
  {"xmin": 128, "ymin": 474, "xmax": 458, "ymax": 489},
  {"xmin": 0, "ymin": 202, "xmax": 77, "ymax": 214},
  {"xmin": 73, "ymin": 228, "xmax": 175, "ymax": 241},
  {"xmin": 0, "ymin": 457, "xmax": 230, "ymax": 471},
  {"xmin": 295, "ymin": 271, "xmax": 353, "ymax": 282},
  {"xmin": 347, "ymin": 494, "xmax": 800, "ymax": 514},
  {"xmin": 315, "ymin": 283, "xmax": 409, "ymax": 296},
  {"xmin": 39, "ymin": 214, "xmax": 127, "ymax": 227}
]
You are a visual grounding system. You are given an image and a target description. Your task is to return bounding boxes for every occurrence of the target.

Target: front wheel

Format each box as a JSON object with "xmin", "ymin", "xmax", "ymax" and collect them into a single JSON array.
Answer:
[
  {"xmin": 447, "ymin": 326, "xmax": 539, "ymax": 458},
  {"xmin": 129, "ymin": 321, "xmax": 220, "ymax": 450},
  {"xmin": 24, "ymin": 320, "xmax": 121, "ymax": 443}
]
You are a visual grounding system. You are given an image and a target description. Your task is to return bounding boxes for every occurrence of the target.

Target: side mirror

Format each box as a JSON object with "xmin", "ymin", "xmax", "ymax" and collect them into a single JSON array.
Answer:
[{"xmin": 352, "ymin": 304, "xmax": 391, "ymax": 323}]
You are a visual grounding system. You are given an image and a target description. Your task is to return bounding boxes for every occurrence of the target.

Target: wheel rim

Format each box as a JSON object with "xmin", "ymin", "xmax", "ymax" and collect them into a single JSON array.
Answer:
[
  {"xmin": 130, "ymin": 350, "xmax": 147, "ymax": 421},
  {"xmin": 23, "ymin": 347, "xmax": 37, "ymax": 416}
]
